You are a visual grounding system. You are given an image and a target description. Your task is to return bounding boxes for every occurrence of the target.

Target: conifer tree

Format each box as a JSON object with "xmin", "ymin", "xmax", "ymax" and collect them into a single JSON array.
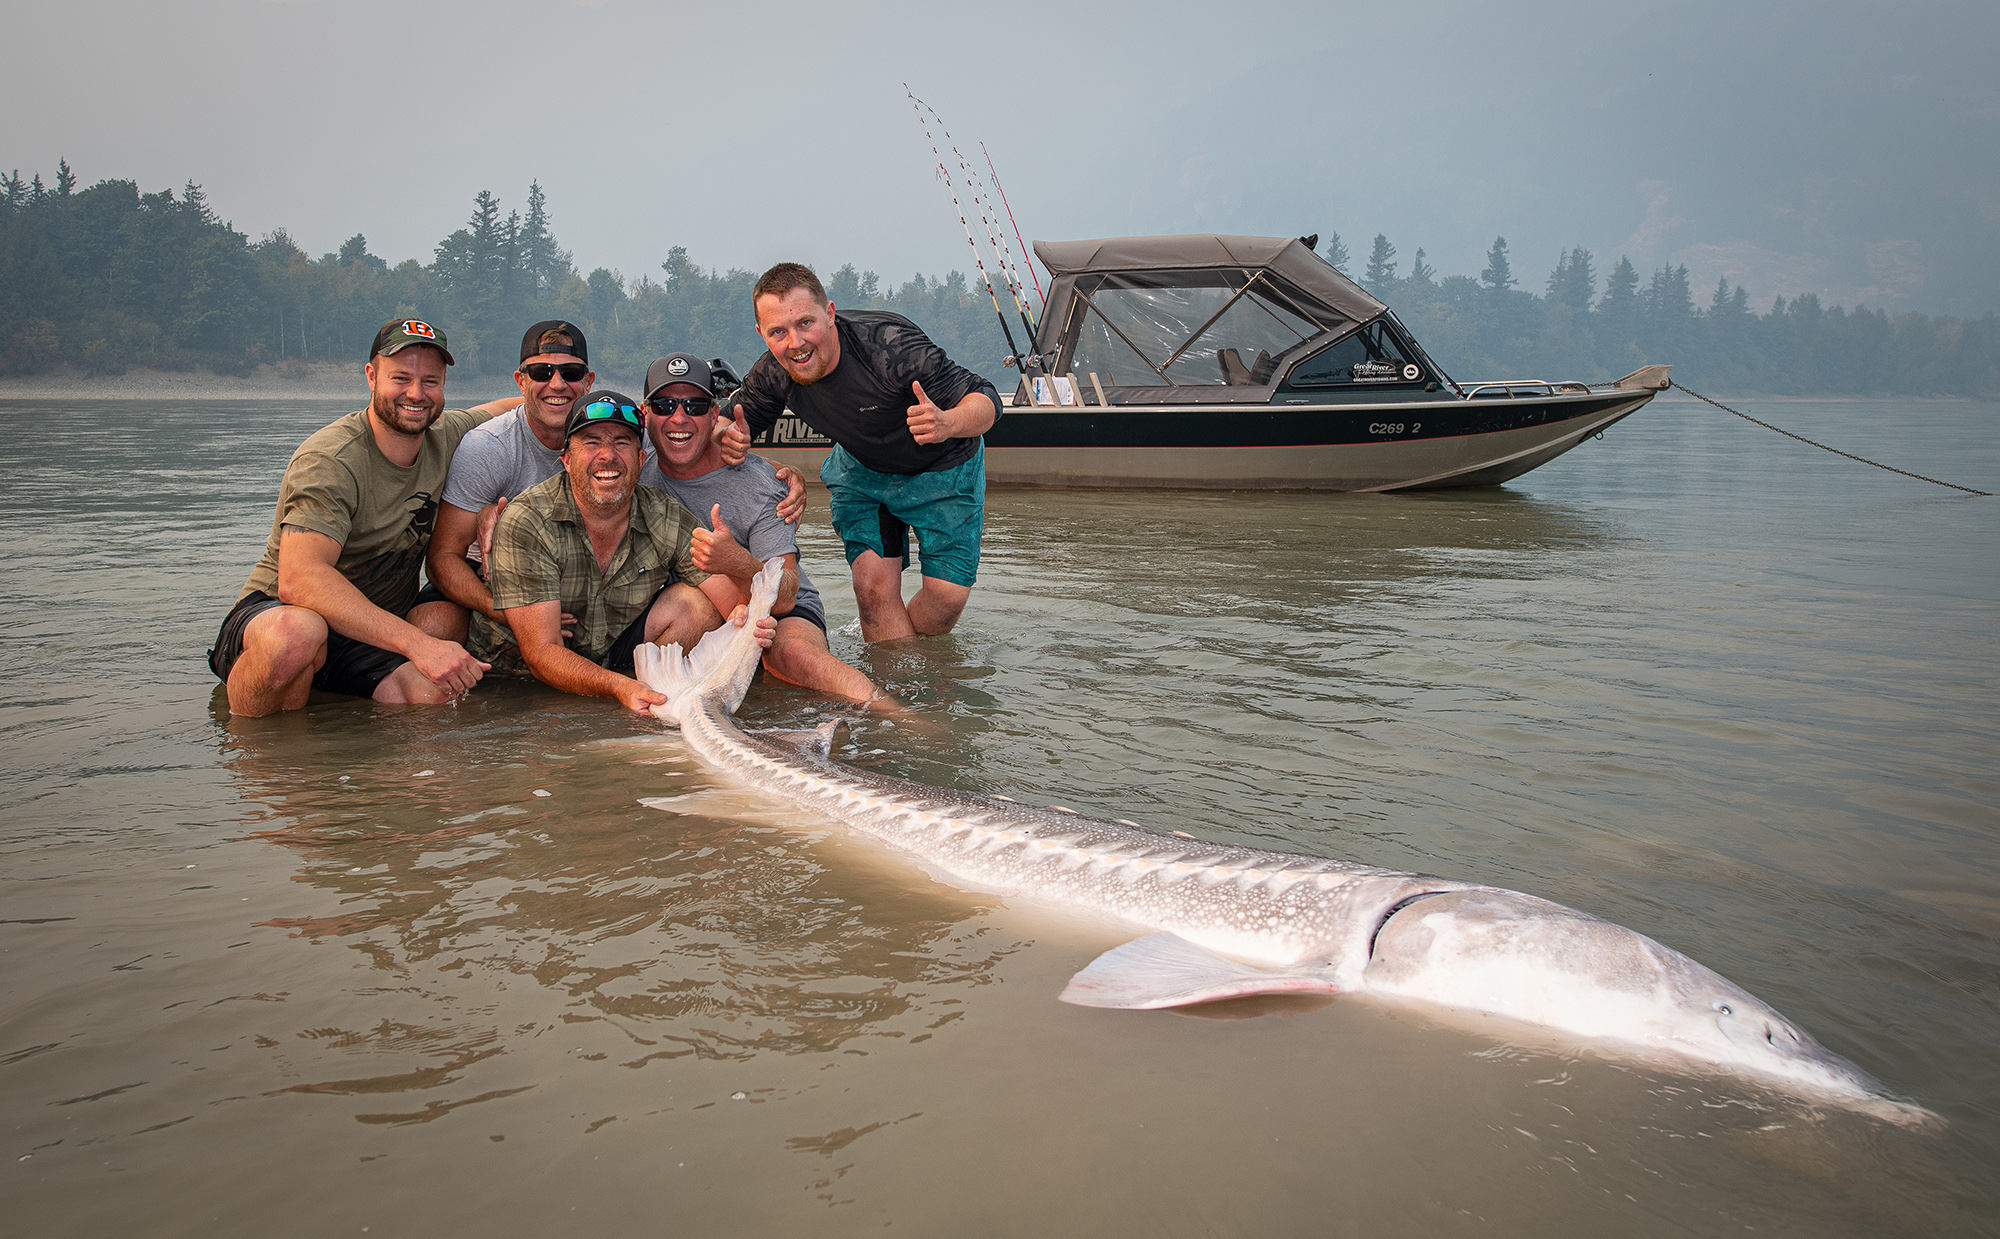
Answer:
[
  {"xmin": 1546, "ymin": 247, "xmax": 1595, "ymax": 310},
  {"xmin": 1363, "ymin": 234, "xmax": 1397, "ymax": 292},
  {"xmin": 1480, "ymin": 237, "xmax": 1515, "ymax": 291},
  {"xmin": 1600, "ymin": 256, "xmax": 1638, "ymax": 314},
  {"xmin": 55, "ymin": 159, "xmax": 75, "ymax": 197},
  {"xmin": 1320, "ymin": 231, "xmax": 1350, "ymax": 273},
  {"xmin": 1408, "ymin": 248, "xmax": 1435, "ymax": 284},
  {"xmin": 518, "ymin": 181, "xmax": 572, "ymax": 300}
]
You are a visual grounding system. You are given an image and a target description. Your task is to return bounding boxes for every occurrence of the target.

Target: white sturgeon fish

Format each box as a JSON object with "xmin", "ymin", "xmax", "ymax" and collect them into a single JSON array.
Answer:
[{"xmin": 637, "ymin": 561, "xmax": 1925, "ymax": 1122}]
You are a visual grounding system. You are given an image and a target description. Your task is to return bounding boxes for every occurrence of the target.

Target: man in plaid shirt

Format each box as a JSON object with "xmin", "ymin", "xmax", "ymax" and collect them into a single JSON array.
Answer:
[{"xmin": 485, "ymin": 390, "xmax": 773, "ymax": 712}]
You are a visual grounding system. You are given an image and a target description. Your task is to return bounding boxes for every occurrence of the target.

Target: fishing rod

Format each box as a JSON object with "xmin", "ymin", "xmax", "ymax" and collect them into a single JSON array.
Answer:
[
  {"xmin": 910, "ymin": 91, "xmax": 1042, "ymax": 367},
  {"xmin": 903, "ymin": 86, "xmax": 1031, "ymax": 375},
  {"xmin": 983, "ymin": 141, "xmax": 1044, "ymax": 314}
]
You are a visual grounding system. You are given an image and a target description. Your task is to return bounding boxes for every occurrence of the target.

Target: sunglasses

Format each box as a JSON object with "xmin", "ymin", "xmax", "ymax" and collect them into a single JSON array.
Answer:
[
  {"xmin": 520, "ymin": 361, "xmax": 589, "ymax": 383},
  {"xmin": 648, "ymin": 396, "xmax": 716, "ymax": 418},
  {"xmin": 577, "ymin": 400, "xmax": 644, "ymax": 430}
]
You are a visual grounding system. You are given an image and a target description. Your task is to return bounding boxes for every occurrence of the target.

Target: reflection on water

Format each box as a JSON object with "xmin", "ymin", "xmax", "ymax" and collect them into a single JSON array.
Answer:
[
  {"xmin": 1, "ymin": 397, "xmax": 1996, "ymax": 1235},
  {"xmin": 220, "ymin": 691, "xmax": 1010, "ymax": 1076}
]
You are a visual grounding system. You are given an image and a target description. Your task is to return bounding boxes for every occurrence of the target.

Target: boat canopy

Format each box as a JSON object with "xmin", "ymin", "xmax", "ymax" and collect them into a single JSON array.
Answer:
[{"xmin": 1032, "ymin": 235, "xmax": 1388, "ymax": 396}]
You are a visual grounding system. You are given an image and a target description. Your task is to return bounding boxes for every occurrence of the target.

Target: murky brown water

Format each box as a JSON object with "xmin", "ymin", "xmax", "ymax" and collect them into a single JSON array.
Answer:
[{"xmin": 2, "ymin": 395, "xmax": 1996, "ymax": 1235}]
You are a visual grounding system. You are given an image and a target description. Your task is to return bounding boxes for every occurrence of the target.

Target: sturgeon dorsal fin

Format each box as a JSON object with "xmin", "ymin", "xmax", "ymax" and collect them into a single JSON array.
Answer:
[
  {"xmin": 759, "ymin": 718, "xmax": 847, "ymax": 758},
  {"xmin": 1059, "ymin": 934, "xmax": 1347, "ymax": 1009}
]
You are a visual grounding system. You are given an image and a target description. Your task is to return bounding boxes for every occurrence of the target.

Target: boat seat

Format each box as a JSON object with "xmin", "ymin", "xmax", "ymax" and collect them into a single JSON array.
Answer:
[
  {"xmin": 1249, "ymin": 350, "xmax": 1278, "ymax": 384},
  {"xmin": 1217, "ymin": 348, "xmax": 1255, "ymax": 385}
]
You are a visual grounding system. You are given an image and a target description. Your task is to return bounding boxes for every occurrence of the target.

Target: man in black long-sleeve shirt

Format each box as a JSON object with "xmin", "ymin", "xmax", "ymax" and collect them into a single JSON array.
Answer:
[{"xmin": 716, "ymin": 263, "xmax": 999, "ymax": 642}]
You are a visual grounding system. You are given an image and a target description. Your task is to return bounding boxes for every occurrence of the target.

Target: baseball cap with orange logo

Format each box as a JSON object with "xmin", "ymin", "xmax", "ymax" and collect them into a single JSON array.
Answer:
[{"xmin": 368, "ymin": 317, "xmax": 456, "ymax": 366}]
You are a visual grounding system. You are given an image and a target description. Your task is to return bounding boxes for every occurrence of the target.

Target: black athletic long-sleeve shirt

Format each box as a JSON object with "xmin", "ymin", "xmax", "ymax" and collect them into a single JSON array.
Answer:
[{"xmin": 731, "ymin": 311, "xmax": 1001, "ymax": 476}]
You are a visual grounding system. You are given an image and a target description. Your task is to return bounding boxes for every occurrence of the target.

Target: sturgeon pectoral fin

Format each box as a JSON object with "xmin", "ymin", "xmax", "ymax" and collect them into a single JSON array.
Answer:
[{"xmin": 1059, "ymin": 934, "xmax": 1347, "ymax": 1010}]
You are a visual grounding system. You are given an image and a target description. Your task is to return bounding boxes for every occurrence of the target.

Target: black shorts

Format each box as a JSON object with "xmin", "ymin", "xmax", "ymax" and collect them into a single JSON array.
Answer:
[
  {"xmin": 207, "ymin": 591, "xmax": 411, "ymax": 700},
  {"xmin": 777, "ymin": 600, "xmax": 827, "ymax": 632},
  {"xmin": 598, "ymin": 581, "xmax": 685, "ymax": 676}
]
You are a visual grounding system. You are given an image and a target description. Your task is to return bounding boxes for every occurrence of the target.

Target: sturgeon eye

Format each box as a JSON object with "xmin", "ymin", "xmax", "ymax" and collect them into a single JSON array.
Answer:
[{"xmin": 1714, "ymin": 1003, "xmax": 1733, "ymax": 1016}]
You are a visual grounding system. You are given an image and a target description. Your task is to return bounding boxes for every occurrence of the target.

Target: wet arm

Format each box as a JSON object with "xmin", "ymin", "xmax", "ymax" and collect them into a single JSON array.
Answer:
[
  {"xmin": 696, "ymin": 552, "xmax": 798, "ymax": 617},
  {"xmin": 429, "ymin": 502, "xmax": 497, "ymax": 619},
  {"xmin": 277, "ymin": 527, "xmax": 485, "ymax": 691},
  {"xmin": 506, "ymin": 599, "xmax": 663, "ymax": 712}
]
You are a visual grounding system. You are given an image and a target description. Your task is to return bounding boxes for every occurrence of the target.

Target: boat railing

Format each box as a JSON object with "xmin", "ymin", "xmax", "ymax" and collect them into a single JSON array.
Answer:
[{"xmin": 1460, "ymin": 380, "xmax": 1592, "ymax": 399}]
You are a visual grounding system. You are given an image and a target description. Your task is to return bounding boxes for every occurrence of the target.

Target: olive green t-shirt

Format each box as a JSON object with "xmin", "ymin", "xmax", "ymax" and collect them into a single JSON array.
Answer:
[{"xmin": 238, "ymin": 406, "xmax": 493, "ymax": 617}]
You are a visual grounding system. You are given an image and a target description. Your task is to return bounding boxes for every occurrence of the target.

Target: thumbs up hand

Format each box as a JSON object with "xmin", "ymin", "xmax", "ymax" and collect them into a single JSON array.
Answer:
[
  {"xmin": 690, "ymin": 502, "xmax": 755, "ymax": 578},
  {"xmin": 713, "ymin": 403, "xmax": 752, "ymax": 465},
  {"xmin": 907, "ymin": 379, "xmax": 953, "ymax": 444}
]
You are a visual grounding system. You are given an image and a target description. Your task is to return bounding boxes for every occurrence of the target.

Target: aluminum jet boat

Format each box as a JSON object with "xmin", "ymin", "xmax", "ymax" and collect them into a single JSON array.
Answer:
[{"xmin": 749, "ymin": 233, "xmax": 1667, "ymax": 491}]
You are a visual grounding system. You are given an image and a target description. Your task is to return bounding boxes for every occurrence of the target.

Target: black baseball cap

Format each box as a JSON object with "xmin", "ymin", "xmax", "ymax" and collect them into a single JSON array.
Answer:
[
  {"xmin": 644, "ymin": 353, "xmax": 716, "ymax": 399},
  {"xmin": 562, "ymin": 390, "xmax": 645, "ymax": 442},
  {"xmin": 369, "ymin": 317, "xmax": 455, "ymax": 365},
  {"xmin": 520, "ymin": 319, "xmax": 588, "ymax": 364}
]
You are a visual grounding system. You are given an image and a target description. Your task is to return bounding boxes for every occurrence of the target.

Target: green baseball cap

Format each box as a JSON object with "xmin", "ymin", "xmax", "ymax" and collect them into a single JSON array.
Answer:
[{"xmin": 369, "ymin": 317, "xmax": 456, "ymax": 366}]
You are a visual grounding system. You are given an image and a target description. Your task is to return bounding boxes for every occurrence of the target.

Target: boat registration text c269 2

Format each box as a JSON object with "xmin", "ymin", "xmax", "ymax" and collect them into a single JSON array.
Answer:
[{"xmin": 1369, "ymin": 423, "xmax": 1420, "ymax": 435}]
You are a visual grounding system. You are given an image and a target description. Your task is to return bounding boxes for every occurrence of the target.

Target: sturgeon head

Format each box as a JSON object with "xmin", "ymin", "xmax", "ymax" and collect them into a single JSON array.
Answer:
[
  {"xmin": 1360, "ymin": 888, "xmax": 1924, "ymax": 1118},
  {"xmin": 635, "ymin": 558, "xmax": 785, "ymax": 726}
]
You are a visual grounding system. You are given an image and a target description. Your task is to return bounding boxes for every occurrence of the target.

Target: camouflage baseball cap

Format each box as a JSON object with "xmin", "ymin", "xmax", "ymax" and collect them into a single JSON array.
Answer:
[{"xmin": 369, "ymin": 317, "xmax": 456, "ymax": 366}]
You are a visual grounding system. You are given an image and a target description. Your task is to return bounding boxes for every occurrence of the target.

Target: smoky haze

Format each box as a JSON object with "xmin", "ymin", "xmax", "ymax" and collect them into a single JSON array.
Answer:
[{"xmin": 5, "ymin": 0, "xmax": 1995, "ymax": 314}]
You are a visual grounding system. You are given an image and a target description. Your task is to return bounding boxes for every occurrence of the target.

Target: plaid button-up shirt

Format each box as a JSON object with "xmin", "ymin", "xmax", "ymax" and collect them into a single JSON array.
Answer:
[{"xmin": 486, "ymin": 475, "xmax": 709, "ymax": 666}]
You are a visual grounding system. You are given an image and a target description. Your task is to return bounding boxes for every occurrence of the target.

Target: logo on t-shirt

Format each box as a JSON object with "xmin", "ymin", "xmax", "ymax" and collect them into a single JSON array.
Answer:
[
  {"xmin": 407, "ymin": 491, "xmax": 438, "ymax": 537},
  {"xmin": 402, "ymin": 320, "xmax": 438, "ymax": 340}
]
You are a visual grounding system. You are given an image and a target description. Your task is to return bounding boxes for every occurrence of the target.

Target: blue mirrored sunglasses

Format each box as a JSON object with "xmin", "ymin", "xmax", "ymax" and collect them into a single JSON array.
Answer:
[{"xmin": 580, "ymin": 400, "xmax": 643, "ymax": 428}]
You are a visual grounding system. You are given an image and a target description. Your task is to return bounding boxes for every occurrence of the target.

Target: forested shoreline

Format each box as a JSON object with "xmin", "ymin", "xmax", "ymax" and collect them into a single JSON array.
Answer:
[{"xmin": 2, "ymin": 166, "xmax": 1994, "ymax": 398}]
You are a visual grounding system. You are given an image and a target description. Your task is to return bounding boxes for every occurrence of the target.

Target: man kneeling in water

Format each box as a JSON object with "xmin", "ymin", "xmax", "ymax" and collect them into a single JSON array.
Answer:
[{"xmin": 485, "ymin": 391, "xmax": 772, "ymax": 712}]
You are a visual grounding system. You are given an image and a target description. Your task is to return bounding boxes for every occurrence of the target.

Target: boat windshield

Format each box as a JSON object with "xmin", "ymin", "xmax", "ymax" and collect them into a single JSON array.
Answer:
[
  {"xmin": 1066, "ymin": 269, "xmax": 1333, "ymax": 388},
  {"xmin": 1285, "ymin": 322, "xmax": 1418, "ymax": 387}
]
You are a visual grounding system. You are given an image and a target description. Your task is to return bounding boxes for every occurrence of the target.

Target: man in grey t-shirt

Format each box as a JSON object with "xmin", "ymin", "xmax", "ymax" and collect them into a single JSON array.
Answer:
[
  {"xmin": 430, "ymin": 319, "xmax": 599, "ymax": 660},
  {"xmin": 642, "ymin": 353, "xmax": 881, "ymax": 705}
]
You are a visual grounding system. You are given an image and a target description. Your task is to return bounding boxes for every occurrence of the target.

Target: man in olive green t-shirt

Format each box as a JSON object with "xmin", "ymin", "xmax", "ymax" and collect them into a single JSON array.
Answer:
[{"xmin": 207, "ymin": 318, "xmax": 518, "ymax": 716}]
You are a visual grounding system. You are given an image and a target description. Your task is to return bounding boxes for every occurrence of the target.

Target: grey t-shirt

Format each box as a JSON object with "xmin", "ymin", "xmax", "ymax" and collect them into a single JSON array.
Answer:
[
  {"xmin": 639, "ymin": 454, "xmax": 823, "ymax": 623},
  {"xmin": 441, "ymin": 408, "xmax": 566, "ymax": 515}
]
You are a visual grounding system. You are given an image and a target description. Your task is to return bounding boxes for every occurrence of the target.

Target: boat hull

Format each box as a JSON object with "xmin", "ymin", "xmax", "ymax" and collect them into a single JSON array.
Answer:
[{"xmin": 748, "ymin": 389, "xmax": 1652, "ymax": 491}]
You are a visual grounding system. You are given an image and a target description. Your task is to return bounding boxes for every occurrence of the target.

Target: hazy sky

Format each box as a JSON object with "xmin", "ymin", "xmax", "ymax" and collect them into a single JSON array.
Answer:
[{"xmin": 8, "ymin": 0, "xmax": 1997, "ymax": 314}]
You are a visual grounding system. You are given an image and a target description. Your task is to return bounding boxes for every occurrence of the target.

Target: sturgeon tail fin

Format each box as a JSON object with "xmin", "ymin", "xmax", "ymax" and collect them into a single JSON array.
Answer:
[
  {"xmin": 635, "ymin": 558, "xmax": 790, "ymax": 723},
  {"xmin": 635, "ymin": 640, "xmax": 696, "ymax": 724},
  {"xmin": 1060, "ymin": 934, "xmax": 1349, "ymax": 1009}
]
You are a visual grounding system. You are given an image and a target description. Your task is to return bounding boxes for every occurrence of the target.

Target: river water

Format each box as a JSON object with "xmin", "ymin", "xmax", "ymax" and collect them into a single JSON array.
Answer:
[{"xmin": 2, "ymin": 394, "xmax": 1995, "ymax": 1236}]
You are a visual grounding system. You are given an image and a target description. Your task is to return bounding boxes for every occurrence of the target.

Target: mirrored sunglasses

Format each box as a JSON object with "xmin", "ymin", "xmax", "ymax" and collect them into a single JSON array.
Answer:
[
  {"xmin": 579, "ymin": 400, "xmax": 643, "ymax": 429},
  {"xmin": 521, "ymin": 361, "xmax": 589, "ymax": 382}
]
